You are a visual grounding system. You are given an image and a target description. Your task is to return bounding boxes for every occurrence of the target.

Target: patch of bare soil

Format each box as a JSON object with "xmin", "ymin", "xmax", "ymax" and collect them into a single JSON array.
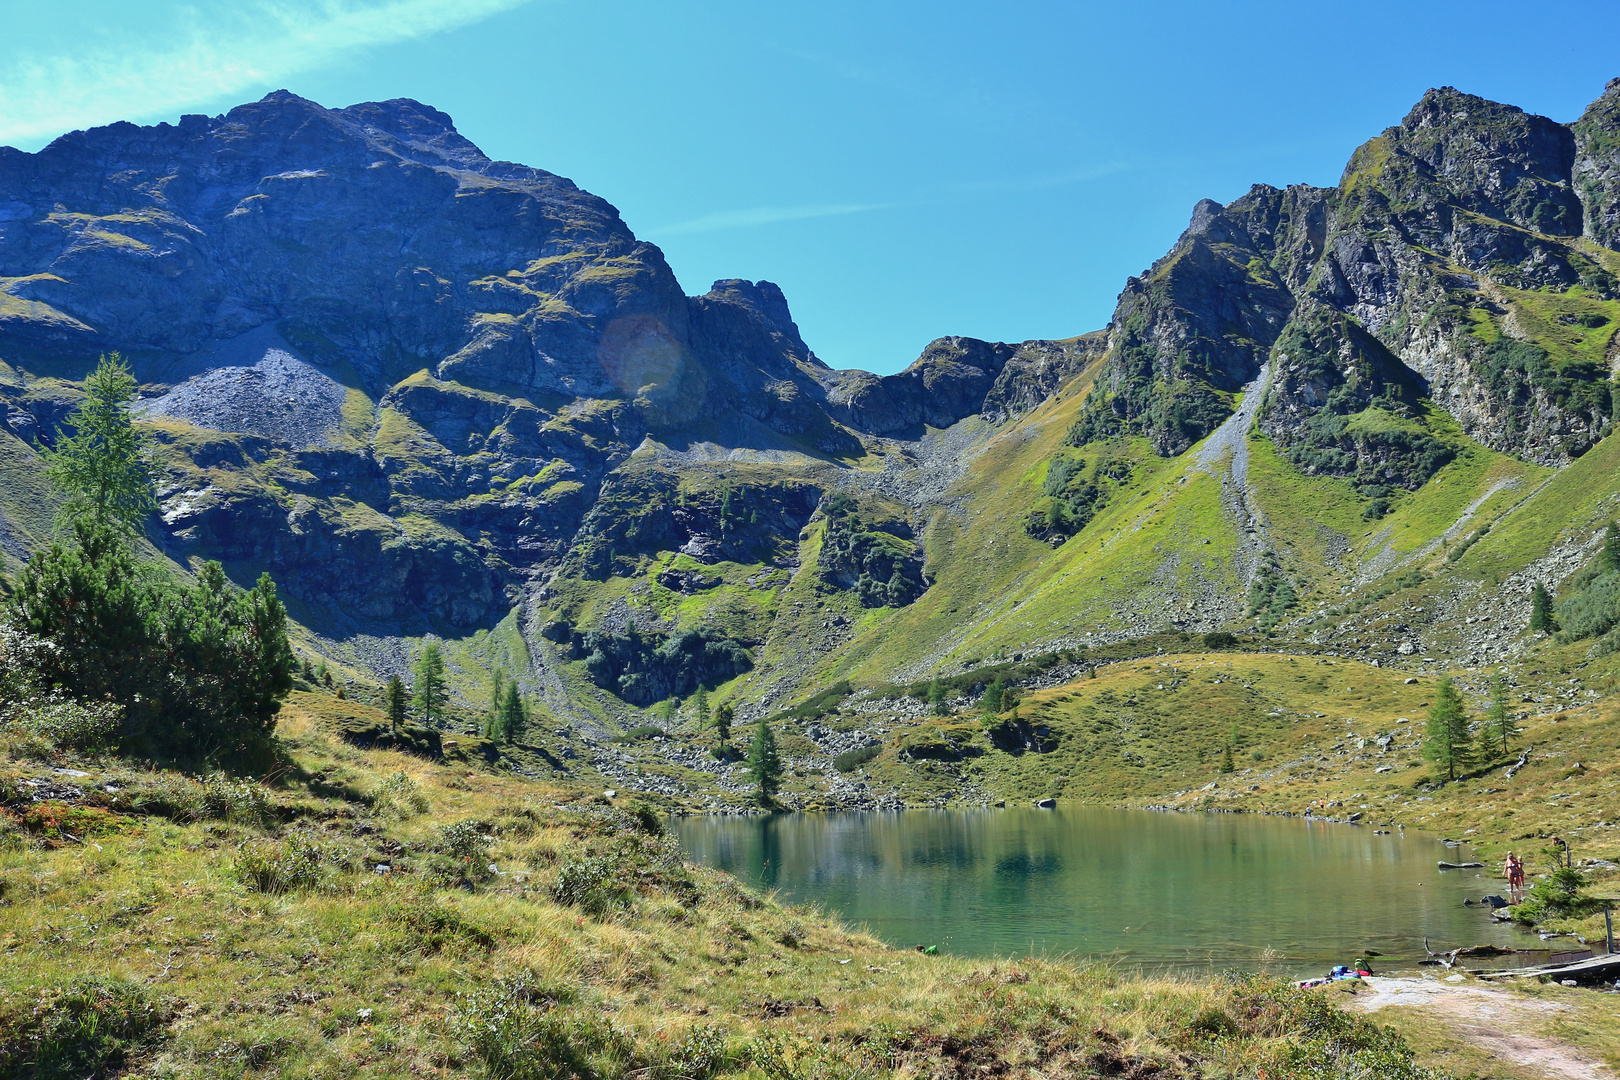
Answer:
[{"xmin": 1349, "ymin": 976, "xmax": 1613, "ymax": 1080}]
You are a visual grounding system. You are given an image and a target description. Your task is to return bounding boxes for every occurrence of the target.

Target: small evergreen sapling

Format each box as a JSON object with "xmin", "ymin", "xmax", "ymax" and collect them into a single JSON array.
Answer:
[
  {"xmin": 1423, "ymin": 676, "xmax": 1473, "ymax": 781},
  {"xmin": 412, "ymin": 642, "xmax": 449, "ymax": 727},
  {"xmin": 927, "ymin": 679, "xmax": 948, "ymax": 716},
  {"xmin": 1602, "ymin": 521, "xmax": 1620, "ymax": 574}
]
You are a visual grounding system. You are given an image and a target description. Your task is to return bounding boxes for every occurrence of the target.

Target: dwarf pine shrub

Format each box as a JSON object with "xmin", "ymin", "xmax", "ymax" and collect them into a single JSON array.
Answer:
[{"xmin": 371, "ymin": 770, "xmax": 430, "ymax": 818}]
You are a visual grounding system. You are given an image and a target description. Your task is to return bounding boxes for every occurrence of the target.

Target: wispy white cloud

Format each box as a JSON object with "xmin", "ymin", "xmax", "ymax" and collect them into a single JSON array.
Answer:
[
  {"xmin": 647, "ymin": 202, "xmax": 892, "ymax": 237},
  {"xmin": 645, "ymin": 164, "xmax": 1131, "ymax": 239},
  {"xmin": 0, "ymin": 0, "xmax": 533, "ymax": 146}
]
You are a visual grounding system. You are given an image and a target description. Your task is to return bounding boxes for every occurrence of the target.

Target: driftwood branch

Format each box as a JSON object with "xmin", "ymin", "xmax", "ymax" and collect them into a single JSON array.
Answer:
[
  {"xmin": 1504, "ymin": 744, "xmax": 1532, "ymax": 781},
  {"xmin": 1423, "ymin": 937, "xmax": 1463, "ymax": 969}
]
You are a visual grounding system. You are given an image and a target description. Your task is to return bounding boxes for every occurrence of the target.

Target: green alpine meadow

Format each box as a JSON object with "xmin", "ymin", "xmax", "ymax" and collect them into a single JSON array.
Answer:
[{"xmin": 5, "ymin": 73, "xmax": 1620, "ymax": 1078}]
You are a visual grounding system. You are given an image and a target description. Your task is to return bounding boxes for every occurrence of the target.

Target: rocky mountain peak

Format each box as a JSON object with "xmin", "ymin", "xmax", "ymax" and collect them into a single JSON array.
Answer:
[
  {"xmin": 1183, "ymin": 197, "xmax": 1224, "ymax": 238},
  {"xmin": 700, "ymin": 279, "xmax": 811, "ymax": 357}
]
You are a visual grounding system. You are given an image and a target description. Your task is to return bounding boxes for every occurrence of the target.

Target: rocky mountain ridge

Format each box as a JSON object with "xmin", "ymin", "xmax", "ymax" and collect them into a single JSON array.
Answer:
[
  {"xmin": 0, "ymin": 91, "xmax": 1087, "ymax": 638},
  {"xmin": 2, "ymin": 83, "xmax": 1620, "ymax": 734}
]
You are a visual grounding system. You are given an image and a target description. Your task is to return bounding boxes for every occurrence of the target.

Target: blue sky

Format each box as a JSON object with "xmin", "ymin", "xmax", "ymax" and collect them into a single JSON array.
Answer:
[{"xmin": 1, "ymin": 0, "xmax": 1615, "ymax": 374}]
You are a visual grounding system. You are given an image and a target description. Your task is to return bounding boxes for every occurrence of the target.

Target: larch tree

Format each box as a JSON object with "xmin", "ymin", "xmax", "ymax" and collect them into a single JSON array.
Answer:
[
  {"xmin": 412, "ymin": 642, "xmax": 449, "ymax": 728},
  {"xmin": 746, "ymin": 716, "xmax": 783, "ymax": 805},
  {"xmin": 42, "ymin": 353, "xmax": 159, "ymax": 534},
  {"xmin": 1423, "ymin": 676, "xmax": 1474, "ymax": 782},
  {"xmin": 714, "ymin": 702, "xmax": 734, "ymax": 750},
  {"xmin": 1478, "ymin": 671, "xmax": 1520, "ymax": 760}
]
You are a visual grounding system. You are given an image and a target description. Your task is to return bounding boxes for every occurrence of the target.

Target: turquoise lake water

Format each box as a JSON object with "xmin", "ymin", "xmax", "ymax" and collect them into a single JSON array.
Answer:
[{"xmin": 672, "ymin": 807, "xmax": 1540, "ymax": 976}]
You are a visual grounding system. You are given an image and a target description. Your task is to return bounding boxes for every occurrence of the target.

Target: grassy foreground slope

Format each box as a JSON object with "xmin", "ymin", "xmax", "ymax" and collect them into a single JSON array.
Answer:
[{"xmin": 0, "ymin": 695, "xmax": 1454, "ymax": 1080}]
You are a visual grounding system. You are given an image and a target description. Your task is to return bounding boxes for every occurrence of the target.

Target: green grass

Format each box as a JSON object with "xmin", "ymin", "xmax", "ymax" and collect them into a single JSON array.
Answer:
[{"xmin": 0, "ymin": 698, "xmax": 1471, "ymax": 1079}]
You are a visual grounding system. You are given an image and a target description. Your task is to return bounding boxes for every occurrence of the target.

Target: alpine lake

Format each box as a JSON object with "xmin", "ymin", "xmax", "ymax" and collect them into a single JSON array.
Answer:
[{"xmin": 672, "ymin": 806, "xmax": 1547, "ymax": 977}]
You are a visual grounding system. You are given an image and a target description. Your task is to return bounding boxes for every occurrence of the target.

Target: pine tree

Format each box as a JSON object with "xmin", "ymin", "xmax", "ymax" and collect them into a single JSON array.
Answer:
[
  {"xmin": 385, "ymin": 675, "xmax": 408, "ymax": 734},
  {"xmin": 42, "ymin": 353, "xmax": 159, "ymax": 534},
  {"xmin": 412, "ymin": 641, "xmax": 448, "ymax": 727},
  {"xmin": 1423, "ymin": 676, "xmax": 1474, "ymax": 782},
  {"xmin": 1478, "ymin": 671, "xmax": 1519, "ymax": 760},
  {"xmin": 1530, "ymin": 581, "xmax": 1558, "ymax": 634},
  {"xmin": 693, "ymin": 686, "xmax": 710, "ymax": 727},
  {"xmin": 1220, "ymin": 742, "xmax": 1235, "ymax": 773},
  {"xmin": 714, "ymin": 702, "xmax": 734, "ymax": 749},
  {"xmin": 498, "ymin": 682, "xmax": 526, "ymax": 744},
  {"xmin": 746, "ymin": 716, "xmax": 783, "ymax": 805},
  {"xmin": 927, "ymin": 679, "xmax": 948, "ymax": 716}
]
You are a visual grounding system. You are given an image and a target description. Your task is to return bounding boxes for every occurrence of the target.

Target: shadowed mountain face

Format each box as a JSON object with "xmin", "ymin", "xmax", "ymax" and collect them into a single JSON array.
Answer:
[
  {"xmin": 4, "ymin": 83, "xmax": 1620, "ymax": 728},
  {"xmin": 0, "ymin": 91, "xmax": 1078, "ymax": 637}
]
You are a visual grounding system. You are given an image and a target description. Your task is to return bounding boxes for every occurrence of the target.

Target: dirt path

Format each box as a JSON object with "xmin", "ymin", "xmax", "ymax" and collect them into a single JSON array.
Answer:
[{"xmin": 1350, "ymin": 976, "xmax": 1613, "ymax": 1079}]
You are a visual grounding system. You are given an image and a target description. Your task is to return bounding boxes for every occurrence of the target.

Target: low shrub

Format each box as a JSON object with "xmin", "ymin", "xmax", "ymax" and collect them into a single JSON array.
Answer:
[
  {"xmin": 196, "ymin": 773, "xmax": 275, "ymax": 826},
  {"xmin": 371, "ymin": 770, "xmax": 430, "ymax": 818},
  {"xmin": 428, "ymin": 819, "xmax": 495, "ymax": 887},
  {"xmin": 3, "ymin": 695, "xmax": 122, "ymax": 753},
  {"xmin": 1513, "ymin": 866, "xmax": 1599, "ymax": 925},
  {"xmin": 233, "ymin": 833, "xmax": 343, "ymax": 894},
  {"xmin": 457, "ymin": 977, "xmax": 635, "ymax": 1080},
  {"xmin": 832, "ymin": 744, "xmax": 881, "ymax": 773},
  {"xmin": 0, "ymin": 976, "xmax": 171, "ymax": 1080},
  {"xmin": 552, "ymin": 853, "xmax": 635, "ymax": 917},
  {"xmin": 627, "ymin": 800, "xmax": 664, "ymax": 836},
  {"xmin": 615, "ymin": 725, "xmax": 666, "ymax": 743},
  {"xmin": 384, "ymin": 892, "xmax": 496, "ymax": 954}
]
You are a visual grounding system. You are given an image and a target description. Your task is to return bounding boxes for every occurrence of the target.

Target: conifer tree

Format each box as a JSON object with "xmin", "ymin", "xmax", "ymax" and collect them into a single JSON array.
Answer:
[
  {"xmin": 1478, "ymin": 671, "xmax": 1519, "ymax": 760},
  {"xmin": 746, "ymin": 716, "xmax": 783, "ymax": 805},
  {"xmin": 42, "ymin": 353, "xmax": 158, "ymax": 534},
  {"xmin": 1603, "ymin": 521, "xmax": 1620, "ymax": 574},
  {"xmin": 981, "ymin": 677, "xmax": 1007, "ymax": 717},
  {"xmin": 1423, "ymin": 676, "xmax": 1473, "ymax": 781},
  {"xmin": 1529, "ymin": 581, "xmax": 1557, "ymax": 634},
  {"xmin": 412, "ymin": 642, "xmax": 448, "ymax": 727},
  {"xmin": 693, "ymin": 686, "xmax": 710, "ymax": 727},
  {"xmin": 1221, "ymin": 741, "xmax": 1235, "ymax": 773},
  {"xmin": 385, "ymin": 675, "xmax": 408, "ymax": 734},
  {"xmin": 486, "ymin": 669, "xmax": 507, "ymax": 739},
  {"xmin": 498, "ymin": 682, "xmax": 526, "ymax": 744},
  {"xmin": 928, "ymin": 679, "xmax": 948, "ymax": 716},
  {"xmin": 714, "ymin": 702, "xmax": 734, "ymax": 749}
]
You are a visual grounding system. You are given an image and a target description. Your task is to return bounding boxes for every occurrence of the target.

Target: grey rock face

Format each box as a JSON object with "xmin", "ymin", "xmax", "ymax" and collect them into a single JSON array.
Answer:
[
  {"xmin": 1574, "ymin": 78, "xmax": 1620, "ymax": 249},
  {"xmin": 1075, "ymin": 82, "xmax": 1620, "ymax": 468}
]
